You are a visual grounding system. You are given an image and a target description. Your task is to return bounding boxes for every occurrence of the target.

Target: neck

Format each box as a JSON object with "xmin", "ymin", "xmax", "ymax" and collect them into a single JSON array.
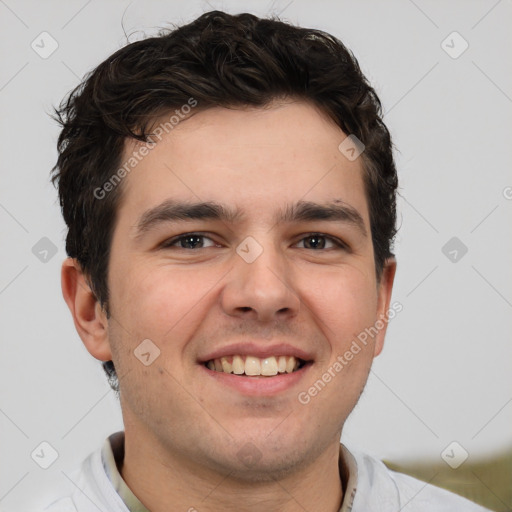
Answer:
[{"xmin": 120, "ymin": 427, "xmax": 345, "ymax": 512}]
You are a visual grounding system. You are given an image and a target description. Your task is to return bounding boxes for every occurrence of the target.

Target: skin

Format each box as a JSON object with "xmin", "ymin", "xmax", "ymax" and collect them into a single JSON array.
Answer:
[{"xmin": 62, "ymin": 100, "xmax": 396, "ymax": 512}]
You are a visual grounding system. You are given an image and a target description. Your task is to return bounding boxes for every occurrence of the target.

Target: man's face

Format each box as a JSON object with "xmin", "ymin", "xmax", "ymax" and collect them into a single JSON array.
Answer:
[{"xmin": 104, "ymin": 100, "xmax": 395, "ymax": 479}]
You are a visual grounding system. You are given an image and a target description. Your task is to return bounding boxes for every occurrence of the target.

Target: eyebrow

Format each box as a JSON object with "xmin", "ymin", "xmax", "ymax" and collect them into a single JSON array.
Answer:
[
  {"xmin": 278, "ymin": 200, "xmax": 367, "ymax": 236},
  {"xmin": 133, "ymin": 198, "xmax": 367, "ymax": 241},
  {"xmin": 134, "ymin": 200, "xmax": 243, "ymax": 241}
]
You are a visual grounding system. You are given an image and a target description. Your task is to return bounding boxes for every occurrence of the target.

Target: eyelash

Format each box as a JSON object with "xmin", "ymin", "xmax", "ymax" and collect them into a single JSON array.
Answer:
[{"xmin": 160, "ymin": 232, "xmax": 348, "ymax": 251}]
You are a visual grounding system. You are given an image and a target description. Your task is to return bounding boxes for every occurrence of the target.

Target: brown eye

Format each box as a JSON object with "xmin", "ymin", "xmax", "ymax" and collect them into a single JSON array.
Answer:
[
  {"xmin": 161, "ymin": 233, "xmax": 217, "ymax": 249},
  {"xmin": 303, "ymin": 235, "xmax": 327, "ymax": 249},
  {"xmin": 296, "ymin": 234, "xmax": 346, "ymax": 250}
]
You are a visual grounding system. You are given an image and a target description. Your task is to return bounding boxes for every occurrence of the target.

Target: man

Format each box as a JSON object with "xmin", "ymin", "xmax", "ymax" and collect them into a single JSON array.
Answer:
[{"xmin": 45, "ymin": 10, "xmax": 490, "ymax": 512}]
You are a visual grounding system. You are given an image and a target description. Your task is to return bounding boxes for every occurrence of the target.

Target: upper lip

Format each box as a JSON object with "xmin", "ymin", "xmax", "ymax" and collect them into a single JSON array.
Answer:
[{"xmin": 198, "ymin": 342, "xmax": 315, "ymax": 363}]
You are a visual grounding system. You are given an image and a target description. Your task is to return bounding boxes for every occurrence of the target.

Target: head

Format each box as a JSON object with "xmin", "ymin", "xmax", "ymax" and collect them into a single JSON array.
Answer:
[{"xmin": 55, "ymin": 11, "xmax": 397, "ymax": 478}]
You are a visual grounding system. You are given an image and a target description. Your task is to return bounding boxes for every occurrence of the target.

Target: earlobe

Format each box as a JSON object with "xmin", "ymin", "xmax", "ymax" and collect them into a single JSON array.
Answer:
[
  {"xmin": 61, "ymin": 258, "xmax": 112, "ymax": 361},
  {"xmin": 373, "ymin": 257, "xmax": 397, "ymax": 357}
]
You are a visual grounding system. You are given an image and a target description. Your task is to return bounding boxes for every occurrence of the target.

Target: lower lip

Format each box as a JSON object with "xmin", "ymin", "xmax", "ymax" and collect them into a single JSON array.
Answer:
[{"xmin": 201, "ymin": 363, "xmax": 313, "ymax": 396}]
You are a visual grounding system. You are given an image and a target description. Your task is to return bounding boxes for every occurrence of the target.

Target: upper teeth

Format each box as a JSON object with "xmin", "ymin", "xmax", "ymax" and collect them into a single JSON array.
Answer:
[{"xmin": 206, "ymin": 355, "xmax": 301, "ymax": 376}]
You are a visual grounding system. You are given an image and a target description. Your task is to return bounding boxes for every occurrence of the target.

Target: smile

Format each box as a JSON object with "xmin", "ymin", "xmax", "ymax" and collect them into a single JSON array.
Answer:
[{"xmin": 205, "ymin": 355, "xmax": 306, "ymax": 376}]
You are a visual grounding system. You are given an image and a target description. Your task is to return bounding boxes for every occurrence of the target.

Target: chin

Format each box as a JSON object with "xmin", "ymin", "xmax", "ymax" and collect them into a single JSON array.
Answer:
[{"xmin": 200, "ymin": 436, "xmax": 318, "ymax": 482}]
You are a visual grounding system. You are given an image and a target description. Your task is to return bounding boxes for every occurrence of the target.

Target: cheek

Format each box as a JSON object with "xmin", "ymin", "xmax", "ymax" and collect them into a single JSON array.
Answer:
[
  {"xmin": 299, "ymin": 263, "xmax": 380, "ymax": 391},
  {"xmin": 302, "ymin": 264, "xmax": 378, "ymax": 335},
  {"xmin": 112, "ymin": 263, "xmax": 222, "ymax": 343},
  {"xmin": 296, "ymin": 269, "xmax": 378, "ymax": 419}
]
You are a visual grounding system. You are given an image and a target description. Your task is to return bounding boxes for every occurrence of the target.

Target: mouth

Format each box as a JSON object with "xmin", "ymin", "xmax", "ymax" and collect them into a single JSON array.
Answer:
[
  {"xmin": 198, "ymin": 343, "xmax": 315, "ymax": 395},
  {"xmin": 203, "ymin": 355, "xmax": 309, "ymax": 377}
]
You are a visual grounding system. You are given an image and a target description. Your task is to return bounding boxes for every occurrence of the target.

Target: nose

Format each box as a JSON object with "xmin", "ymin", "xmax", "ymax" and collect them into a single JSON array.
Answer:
[{"xmin": 220, "ymin": 239, "xmax": 300, "ymax": 323}]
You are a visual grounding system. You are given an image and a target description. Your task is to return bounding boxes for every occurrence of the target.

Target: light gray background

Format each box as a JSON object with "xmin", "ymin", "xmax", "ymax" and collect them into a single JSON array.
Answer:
[{"xmin": 1, "ymin": 0, "xmax": 511, "ymax": 510}]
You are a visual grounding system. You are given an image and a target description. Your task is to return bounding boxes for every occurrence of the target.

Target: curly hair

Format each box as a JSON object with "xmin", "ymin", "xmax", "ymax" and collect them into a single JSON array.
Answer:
[{"xmin": 51, "ymin": 10, "xmax": 398, "ymax": 392}]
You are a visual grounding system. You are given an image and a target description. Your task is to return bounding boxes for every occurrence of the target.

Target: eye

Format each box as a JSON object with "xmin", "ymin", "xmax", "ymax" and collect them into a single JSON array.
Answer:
[
  {"xmin": 161, "ymin": 233, "xmax": 218, "ymax": 249},
  {"xmin": 295, "ymin": 233, "xmax": 347, "ymax": 250}
]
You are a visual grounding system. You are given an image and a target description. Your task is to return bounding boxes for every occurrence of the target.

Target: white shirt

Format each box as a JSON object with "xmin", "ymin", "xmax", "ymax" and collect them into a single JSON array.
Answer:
[{"xmin": 37, "ymin": 431, "xmax": 491, "ymax": 512}]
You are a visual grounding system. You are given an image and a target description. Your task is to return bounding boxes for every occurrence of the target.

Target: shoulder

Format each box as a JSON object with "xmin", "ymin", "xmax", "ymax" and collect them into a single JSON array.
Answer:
[
  {"xmin": 388, "ymin": 469, "xmax": 491, "ymax": 511},
  {"xmin": 34, "ymin": 439, "xmax": 128, "ymax": 512},
  {"xmin": 38, "ymin": 452, "xmax": 100, "ymax": 512},
  {"xmin": 347, "ymin": 447, "xmax": 492, "ymax": 512}
]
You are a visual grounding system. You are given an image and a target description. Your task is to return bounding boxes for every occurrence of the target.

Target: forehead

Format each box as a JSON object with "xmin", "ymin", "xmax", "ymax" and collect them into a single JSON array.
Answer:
[{"xmin": 117, "ymin": 101, "xmax": 369, "ymax": 227}]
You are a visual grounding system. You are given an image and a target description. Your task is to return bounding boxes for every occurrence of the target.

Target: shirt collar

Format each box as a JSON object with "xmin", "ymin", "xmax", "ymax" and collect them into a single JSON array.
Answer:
[
  {"xmin": 101, "ymin": 431, "xmax": 358, "ymax": 512},
  {"xmin": 101, "ymin": 432, "xmax": 149, "ymax": 512}
]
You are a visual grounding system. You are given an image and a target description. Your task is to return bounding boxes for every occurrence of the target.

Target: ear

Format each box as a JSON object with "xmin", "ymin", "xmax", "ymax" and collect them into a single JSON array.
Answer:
[
  {"xmin": 61, "ymin": 258, "xmax": 112, "ymax": 361},
  {"xmin": 373, "ymin": 257, "xmax": 397, "ymax": 357}
]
